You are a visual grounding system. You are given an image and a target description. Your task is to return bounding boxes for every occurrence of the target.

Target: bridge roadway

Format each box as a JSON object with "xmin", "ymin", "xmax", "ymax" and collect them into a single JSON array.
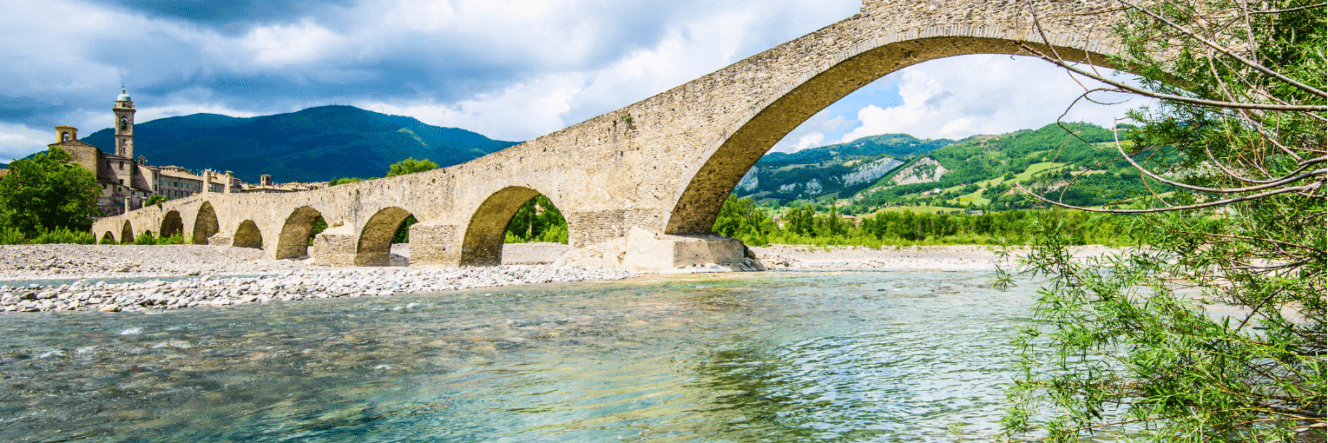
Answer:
[{"xmin": 93, "ymin": 0, "xmax": 1122, "ymax": 271}]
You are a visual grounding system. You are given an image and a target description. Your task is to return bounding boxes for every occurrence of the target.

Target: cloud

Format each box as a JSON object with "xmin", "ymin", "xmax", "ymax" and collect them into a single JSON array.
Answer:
[
  {"xmin": 0, "ymin": 0, "xmax": 861, "ymax": 156},
  {"xmin": 0, "ymin": 123, "xmax": 55, "ymax": 163},
  {"xmin": 836, "ymin": 55, "xmax": 1143, "ymax": 143}
]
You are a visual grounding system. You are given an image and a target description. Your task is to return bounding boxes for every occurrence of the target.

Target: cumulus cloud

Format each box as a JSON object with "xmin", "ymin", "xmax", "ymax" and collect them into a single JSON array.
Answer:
[
  {"xmin": 0, "ymin": 0, "xmax": 1144, "ymax": 163},
  {"xmin": 0, "ymin": 0, "xmax": 861, "ymax": 155},
  {"xmin": 836, "ymin": 55, "xmax": 1143, "ymax": 143}
]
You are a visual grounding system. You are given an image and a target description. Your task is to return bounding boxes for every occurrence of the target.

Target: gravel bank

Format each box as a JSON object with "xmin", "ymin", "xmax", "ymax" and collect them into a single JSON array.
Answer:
[
  {"xmin": 0, "ymin": 244, "xmax": 629, "ymax": 313},
  {"xmin": 0, "ymin": 266, "xmax": 634, "ymax": 313}
]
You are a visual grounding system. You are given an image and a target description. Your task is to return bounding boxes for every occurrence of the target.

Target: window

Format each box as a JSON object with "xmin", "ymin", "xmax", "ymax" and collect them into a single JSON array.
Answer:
[
  {"xmin": 119, "ymin": 118, "xmax": 128, "ymax": 131},
  {"xmin": 119, "ymin": 161, "xmax": 124, "ymax": 170},
  {"xmin": 119, "ymin": 179, "xmax": 123, "ymax": 185}
]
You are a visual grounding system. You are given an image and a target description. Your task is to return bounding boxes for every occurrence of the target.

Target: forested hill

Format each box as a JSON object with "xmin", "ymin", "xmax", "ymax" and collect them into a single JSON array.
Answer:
[
  {"xmin": 733, "ymin": 133, "xmax": 956, "ymax": 205},
  {"xmin": 80, "ymin": 106, "xmax": 518, "ymax": 183},
  {"xmin": 734, "ymin": 122, "xmax": 1164, "ymax": 212},
  {"xmin": 844, "ymin": 122, "xmax": 1165, "ymax": 212}
]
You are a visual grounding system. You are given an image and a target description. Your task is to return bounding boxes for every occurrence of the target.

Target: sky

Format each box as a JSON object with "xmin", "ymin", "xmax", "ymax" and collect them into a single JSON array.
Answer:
[{"xmin": 0, "ymin": 0, "xmax": 1146, "ymax": 163}]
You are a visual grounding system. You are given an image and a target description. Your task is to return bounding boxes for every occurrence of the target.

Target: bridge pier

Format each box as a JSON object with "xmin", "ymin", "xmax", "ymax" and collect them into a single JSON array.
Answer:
[
  {"xmin": 408, "ymin": 223, "xmax": 462, "ymax": 267},
  {"xmin": 310, "ymin": 225, "xmax": 357, "ymax": 266}
]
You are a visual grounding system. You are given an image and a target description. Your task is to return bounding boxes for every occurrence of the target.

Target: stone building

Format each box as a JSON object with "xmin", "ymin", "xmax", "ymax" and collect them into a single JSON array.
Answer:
[{"xmin": 50, "ymin": 90, "xmax": 241, "ymax": 216}]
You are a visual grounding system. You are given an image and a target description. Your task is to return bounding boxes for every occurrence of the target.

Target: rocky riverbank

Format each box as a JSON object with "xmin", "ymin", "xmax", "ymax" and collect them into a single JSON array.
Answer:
[
  {"xmin": 0, "ymin": 266, "xmax": 634, "ymax": 313},
  {"xmin": 0, "ymin": 244, "xmax": 630, "ymax": 313}
]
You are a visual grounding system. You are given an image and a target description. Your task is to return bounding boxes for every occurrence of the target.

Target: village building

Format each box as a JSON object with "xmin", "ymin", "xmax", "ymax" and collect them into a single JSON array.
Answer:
[{"xmin": 48, "ymin": 90, "xmax": 242, "ymax": 216}]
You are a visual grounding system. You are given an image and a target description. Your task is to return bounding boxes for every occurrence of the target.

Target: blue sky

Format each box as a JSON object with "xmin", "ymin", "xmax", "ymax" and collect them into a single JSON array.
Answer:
[{"xmin": 0, "ymin": 0, "xmax": 1143, "ymax": 162}]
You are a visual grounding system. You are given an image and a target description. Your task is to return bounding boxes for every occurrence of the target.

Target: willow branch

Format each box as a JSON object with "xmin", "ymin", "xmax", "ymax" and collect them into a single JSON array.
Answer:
[
  {"xmin": 1118, "ymin": 0, "xmax": 1328, "ymax": 98},
  {"xmin": 1016, "ymin": 182, "xmax": 1321, "ymax": 213}
]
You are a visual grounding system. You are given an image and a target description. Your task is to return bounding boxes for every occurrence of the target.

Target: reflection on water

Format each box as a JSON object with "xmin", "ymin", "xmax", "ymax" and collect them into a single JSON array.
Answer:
[{"xmin": 0, "ymin": 271, "xmax": 1033, "ymax": 442}]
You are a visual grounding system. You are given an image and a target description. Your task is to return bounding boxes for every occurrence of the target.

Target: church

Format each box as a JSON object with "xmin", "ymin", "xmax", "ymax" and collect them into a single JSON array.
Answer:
[{"xmin": 47, "ymin": 90, "xmax": 241, "ymax": 216}]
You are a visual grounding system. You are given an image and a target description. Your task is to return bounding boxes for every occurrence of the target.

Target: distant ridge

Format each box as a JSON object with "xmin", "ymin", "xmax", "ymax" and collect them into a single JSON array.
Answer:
[{"xmin": 80, "ymin": 105, "xmax": 518, "ymax": 183}]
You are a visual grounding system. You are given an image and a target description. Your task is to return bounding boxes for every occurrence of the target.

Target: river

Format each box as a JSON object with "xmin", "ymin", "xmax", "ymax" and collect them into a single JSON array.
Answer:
[{"xmin": 0, "ymin": 270, "xmax": 1036, "ymax": 442}]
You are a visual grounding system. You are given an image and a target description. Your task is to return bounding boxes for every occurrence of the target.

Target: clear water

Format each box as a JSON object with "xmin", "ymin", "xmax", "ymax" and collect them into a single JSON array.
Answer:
[{"xmin": 0, "ymin": 271, "xmax": 1034, "ymax": 442}]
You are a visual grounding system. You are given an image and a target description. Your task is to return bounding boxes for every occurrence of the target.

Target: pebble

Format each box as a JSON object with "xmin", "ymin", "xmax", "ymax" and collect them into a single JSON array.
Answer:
[
  {"xmin": 0, "ymin": 266, "xmax": 634, "ymax": 314},
  {"xmin": 0, "ymin": 244, "xmax": 635, "ymax": 314}
]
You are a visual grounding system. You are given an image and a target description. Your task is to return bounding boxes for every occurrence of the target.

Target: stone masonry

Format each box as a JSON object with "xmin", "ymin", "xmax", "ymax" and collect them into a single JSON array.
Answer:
[{"xmin": 92, "ymin": 0, "xmax": 1123, "ymax": 272}]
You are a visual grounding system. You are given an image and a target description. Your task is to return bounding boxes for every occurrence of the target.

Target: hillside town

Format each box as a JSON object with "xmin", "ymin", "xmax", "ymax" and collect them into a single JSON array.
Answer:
[{"xmin": 2, "ymin": 90, "xmax": 325, "ymax": 217}]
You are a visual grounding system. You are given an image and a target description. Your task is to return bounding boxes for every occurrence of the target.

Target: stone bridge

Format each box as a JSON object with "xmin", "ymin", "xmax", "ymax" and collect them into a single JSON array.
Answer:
[{"xmin": 93, "ymin": 0, "xmax": 1122, "ymax": 271}]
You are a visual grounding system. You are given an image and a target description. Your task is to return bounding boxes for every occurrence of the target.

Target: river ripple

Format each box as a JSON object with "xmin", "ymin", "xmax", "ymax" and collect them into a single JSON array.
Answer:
[{"xmin": 0, "ymin": 271, "xmax": 1033, "ymax": 442}]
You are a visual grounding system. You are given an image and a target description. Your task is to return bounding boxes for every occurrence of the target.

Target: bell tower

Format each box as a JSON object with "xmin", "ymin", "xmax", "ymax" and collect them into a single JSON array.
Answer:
[{"xmin": 113, "ymin": 87, "xmax": 136, "ymax": 159}]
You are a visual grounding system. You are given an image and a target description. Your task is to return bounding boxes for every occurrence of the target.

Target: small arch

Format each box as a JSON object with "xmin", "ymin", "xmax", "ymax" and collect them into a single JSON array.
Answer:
[
  {"xmin": 120, "ymin": 221, "xmax": 134, "ymax": 244},
  {"xmin": 461, "ymin": 186, "xmax": 568, "ymax": 266},
  {"xmin": 100, "ymin": 231, "xmax": 115, "ymax": 245},
  {"xmin": 192, "ymin": 202, "xmax": 219, "ymax": 245},
  {"xmin": 355, "ymin": 207, "xmax": 413, "ymax": 266},
  {"xmin": 275, "ymin": 206, "xmax": 323, "ymax": 259},
  {"xmin": 160, "ymin": 210, "xmax": 184, "ymax": 240},
  {"xmin": 233, "ymin": 220, "xmax": 263, "ymax": 249}
]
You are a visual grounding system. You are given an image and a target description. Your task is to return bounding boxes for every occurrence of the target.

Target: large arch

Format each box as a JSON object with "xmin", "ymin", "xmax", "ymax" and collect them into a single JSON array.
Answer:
[
  {"xmin": 663, "ymin": 36, "xmax": 1117, "ymax": 235},
  {"xmin": 120, "ymin": 221, "xmax": 134, "ymax": 244},
  {"xmin": 233, "ymin": 220, "xmax": 263, "ymax": 249},
  {"xmin": 355, "ymin": 207, "xmax": 413, "ymax": 266},
  {"xmin": 460, "ymin": 186, "xmax": 549, "ymax": 267},
  {"xmin": 192, "ymin": 202, "xmax": 219, "ymax": 245},
  {"xmin": 275, "ymin": 206, "xmax": 323, "ymax": 259},
  {"xmin": 160, "ymin": 210, "xmax": 184, "ymax": 239}
]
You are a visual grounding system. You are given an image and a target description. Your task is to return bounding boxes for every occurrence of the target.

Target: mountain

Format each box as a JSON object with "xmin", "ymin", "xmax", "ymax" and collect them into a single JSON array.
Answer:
[
  {"xmin": 846, "ymin": 122, "xmax": 1165, "ymax": 211},
  {"xmin": 735, "ymin": 122, "xmax": 1166, "ymax": 212},
  {"xmin": 80, "ymin": 106, "xmax": 519, "ymax": 183},
  {"xmin": 734, "ymin": 133, "xmax": 955, "ymax": 205}
]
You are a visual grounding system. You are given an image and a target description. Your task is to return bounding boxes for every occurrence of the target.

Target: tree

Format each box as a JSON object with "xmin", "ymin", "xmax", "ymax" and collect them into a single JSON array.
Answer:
[
  {"xmin": 505, "ymin": 195, "xmax": 569, "ymax": 244},
  {"xmin": 386, "ymin": 157, "xmax": 438, "ymax": 177},
  {"xmin": 0, "ymin": 146, "xmax": 100, "ymax": 235},
  {"xmin": 1004, "ymin": 1, "xmax": 1325, "ymax": 440},
  {"xmin": 145, "ymin": 195, "xmax": 168, "ymax": 207}
]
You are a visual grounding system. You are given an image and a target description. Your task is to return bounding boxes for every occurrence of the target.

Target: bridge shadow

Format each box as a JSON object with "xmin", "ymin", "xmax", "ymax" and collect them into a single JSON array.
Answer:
[
  {"xmin": 356, "ymin": 207, "xmax": 413, "ymax": 266},
  {"xmin": 193, "ymin": 202, "xmax": 219, "ymax": 245},
  {"xmin": 462, "ymin": 186, "xmax": 567, "ymax": 267},
  {"xmin": 275, "ymin": 206, "xmax": 324, "ymax": 260},
  {"xmin": 234, "ymin": 220, "xmax": 263, "ymax": 249}
]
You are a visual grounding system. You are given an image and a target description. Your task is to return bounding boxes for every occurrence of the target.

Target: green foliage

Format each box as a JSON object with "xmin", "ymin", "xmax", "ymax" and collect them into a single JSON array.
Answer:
[
  {"xmin": 329, "ymin": 177, "xmax": 367, "ymax": 186},
  {"xmin": 99, "ymin": 233, "xmax": 117, "ymax": 245},
  {"xmin": 125, "ymin": 231, "xmax": 187, "ymax": 246},
  {"xmin": 0, "ymin": 226, "xmax": 26, "ymax": 245},
  {"xmin": 308, "ymin": 216, "xmax": 327, "ymax": 246},
  {"xmin": 145, "ymin": 195, "xmax": 168, "ymax": 207},
  {"xmin": 392, "ymin": 215, "xmax": 417, "ymax": 244},
  {"xmin": 0, "ymin": 226, "xmax": 95, "ymax": 245},
  {"xmin": 386, "ymin": 157, "xmax": 438, "ymax": 177},
  {"xmin": 0, "ymin": 146, "xmax": 100, "ymax": 236},
  {"xmin": 132, "ymin": 231, "xmax": 158, "ymax": 245},
  {"xmin": 713, "ymin": 195, "xmax": 777, "ymax": 246},
  {"xmin": 31, "ymin": 227, "xmax": 95, "ymax": 245},
  {"xmin": 712, "ymin": 197, "xmax": 1136, "ymax": 248},
  {"xmin": 1005, "ymin": 1, "xmax": 1326, "ymax": 440},
  {"xmin": 504, "ymin": 195, "xmax": 568, "ymax": 244}
]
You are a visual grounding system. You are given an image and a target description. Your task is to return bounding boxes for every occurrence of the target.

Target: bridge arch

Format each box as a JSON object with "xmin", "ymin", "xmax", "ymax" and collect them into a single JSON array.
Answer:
[
  {"xmin": 192, "ymin": 202, "xmax": 219, "ymax": 245},
  {"xmin": 460, "ymin": 186, "xmax": 566, "ymax": 267},
  {"xmin": 275, "ymin": 206, "xmax": 324, "ymax": 259},
  {"xmin": 160, "ymin": 210, "xmax": 184, "ymax": 239},
  {"xmin": 100, "ymin": 231, "xmax": 115, "ymax": 244},
  {"xmin": 120, "ymin": 220, "xmax": 134, "ymax": 244},
  {"xmin": 664, "ymin": 36, "xmax": 1117, "ymax": 234},
  {"xmin": 355, "ymin": 207, "xmax": 413, "ymax": 266},
  {"xmin": 233, "ymin": 220, "xmax": 263, "ymax": 249}
]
